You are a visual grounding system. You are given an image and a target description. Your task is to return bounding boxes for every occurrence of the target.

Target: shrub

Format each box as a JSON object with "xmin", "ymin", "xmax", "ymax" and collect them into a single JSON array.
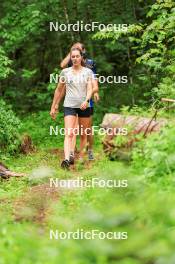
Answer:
[
  {"xmin": 132, "ymin": 124, "xmax": 175, "ymax": 181},
  {"xmin": 0, "ymin": 99, "xmax": 21, "ymax": 157}
]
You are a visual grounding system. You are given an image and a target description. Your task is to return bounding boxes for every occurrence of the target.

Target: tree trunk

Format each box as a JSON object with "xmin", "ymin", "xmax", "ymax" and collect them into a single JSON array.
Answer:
[{"xmin": 62, "ymin": 0, "xmax": 74, "ymax": 42}]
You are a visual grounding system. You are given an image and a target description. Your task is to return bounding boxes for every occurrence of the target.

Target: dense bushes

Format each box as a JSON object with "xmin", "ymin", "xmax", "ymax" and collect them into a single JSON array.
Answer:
[
  {"xmin": 132, "ymin": 125, "xmax": 175, "ymax": 181},
  {"xmin": 0, "ymin": 100, "xmax": 21, "ymax": 157}
]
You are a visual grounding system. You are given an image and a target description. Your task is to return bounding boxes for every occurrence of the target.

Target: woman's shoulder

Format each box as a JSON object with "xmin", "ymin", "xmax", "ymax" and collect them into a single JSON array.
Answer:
[
  {"xmin": 83, "ymin": 67, "xmax": 93, "ymax": 74},
  {"xmin": 60, "ymin": 67, "xmax": 71, "ymax": 74}
]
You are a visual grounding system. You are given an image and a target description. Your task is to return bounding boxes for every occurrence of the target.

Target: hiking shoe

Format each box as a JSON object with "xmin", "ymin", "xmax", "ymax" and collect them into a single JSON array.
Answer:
[
  {"xmin": 61, "ymin": 159, "xmax": 70, "ymax": 170},
  {"xmin": 69, "ymin": 154, "xmax": 75, "ymax": 165},
  {"xmin": 88, "ymin": 150, "xmax": 94, "ymax": 161}
]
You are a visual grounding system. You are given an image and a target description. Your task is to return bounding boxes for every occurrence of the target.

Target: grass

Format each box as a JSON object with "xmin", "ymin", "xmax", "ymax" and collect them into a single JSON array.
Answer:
[{"xmin": 0, "ymin": 111, "xmax": 175, "ymax": 264}]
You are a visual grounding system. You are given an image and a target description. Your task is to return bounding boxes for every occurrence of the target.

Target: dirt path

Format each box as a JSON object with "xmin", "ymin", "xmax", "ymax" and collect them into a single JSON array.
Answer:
[
  {"xmin": 12, "ymin": 148, "xmax": 99, "ymax": 223},
  {"xmin": 14, "ymin": 183, "xmax": 59, "ymax": 223}
]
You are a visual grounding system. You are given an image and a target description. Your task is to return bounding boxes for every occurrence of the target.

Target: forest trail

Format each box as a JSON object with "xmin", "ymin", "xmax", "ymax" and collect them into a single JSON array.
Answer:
[{"xmin": 3, "ymin": 147, "xmax": 103, "ymax": 224}]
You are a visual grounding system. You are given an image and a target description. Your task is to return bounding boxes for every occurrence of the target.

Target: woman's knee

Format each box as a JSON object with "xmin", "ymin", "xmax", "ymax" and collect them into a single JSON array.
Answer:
[{"xmin": 65, "ymin": 128, "xmax": 74, "ymax": 139}]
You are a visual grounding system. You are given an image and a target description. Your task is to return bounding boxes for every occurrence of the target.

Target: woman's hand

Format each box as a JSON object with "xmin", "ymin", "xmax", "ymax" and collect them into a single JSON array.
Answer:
[
  {"xmin": 50, "ymin": 106, "xmax": 58, "ymax": 120},
  {"xmin": 94, "ymin": 92, "xmax": 100, "ymax": 103},
  {"xmin": 80, "ymin": 101, "xmax": 88, "ymax": 110}
]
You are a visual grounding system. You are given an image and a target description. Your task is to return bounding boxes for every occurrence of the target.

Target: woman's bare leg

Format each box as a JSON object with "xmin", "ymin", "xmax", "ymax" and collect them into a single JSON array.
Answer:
[
  {"xmin": 70, "ymin": 116, "xmax": 78, "ymax": 154},
  {"xmin": 64, "ymin": 115, "xmax": 77, "ymax": 160},
  {"xmin": 87, "ymin": 116, "xmax": 93, "ymax": 149},
  {"xmin": 78, "ymin": 117, "xmax": 91, "ymax": 158}
]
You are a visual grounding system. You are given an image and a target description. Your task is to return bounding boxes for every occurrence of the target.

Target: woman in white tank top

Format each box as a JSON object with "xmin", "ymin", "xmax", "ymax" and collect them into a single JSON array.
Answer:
[{"xmin": 50, "ymin": 48, "xmax": 93, "ymax": 169}]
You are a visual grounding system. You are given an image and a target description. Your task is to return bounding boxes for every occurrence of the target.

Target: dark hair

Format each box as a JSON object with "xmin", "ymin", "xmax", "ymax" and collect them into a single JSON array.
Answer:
[
  {"xmin": 70, "ymin": 48, "xmax": 85, "ymax": 66},
  {"xmin": 72, "ymin": 42, "xmax": 85, "ymax": 51},
  {"xmin": 79, "ymin": 43, "xmax": 85, "ymax": 51},
  {"xmin": 70, "ymin": 47, "xmax": 83, "ymax": 56}
]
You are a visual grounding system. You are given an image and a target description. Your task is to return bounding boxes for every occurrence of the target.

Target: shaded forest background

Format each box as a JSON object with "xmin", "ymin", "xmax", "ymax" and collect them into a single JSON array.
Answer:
[
  {"xmin": 0, "ymin": 0, "xmax": 175, "ymax": 157},
  {"xmin": 1, "ymin": 0, "xmax": 174, "ymax": 116}
]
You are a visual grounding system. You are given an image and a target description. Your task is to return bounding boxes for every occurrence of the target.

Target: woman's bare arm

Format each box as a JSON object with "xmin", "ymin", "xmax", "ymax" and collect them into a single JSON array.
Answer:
[
  {"xmin": 92, "ymin": 79, "xmax": 99, "ymax": 94},
  {"xmin": 51, "ymin": 82, "xmax": 65, "ymax": 108},
  {"xmin": 80, "ymin": 78, "xmax": 93, "ymax": 110},
  {"xmin": 92, "ymin": 79, "xmax": 100, "ymax": 102},
  {"xmin": 50, "ymin": 82, "xmax": 66, "ymax": 119},
  {"xmin": 60, "ymin": 53, "xmax": 70, "ymax": 68},
  {"xmin": 86, "ymin": 78, "xmax": 93, "ymax": 102}
]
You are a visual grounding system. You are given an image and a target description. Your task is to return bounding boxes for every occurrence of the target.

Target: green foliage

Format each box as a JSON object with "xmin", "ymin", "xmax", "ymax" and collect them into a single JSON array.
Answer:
[
  {"xmin": 0, "ymin": 100, "xmax": 21, "ymax": 158},
  {"xmin": 0, "ymin": 2, "xmax": 48, "ymax": 52},
  {"xmin": 1, "ymin": 1, "xmax": 175, "ymax": 263},
  {"xmin": 1, "ymin": 150, "xmax": 175, "ymax": 263},
  {"xmin": 93, "ymin": 0, "xmax": 175, "ymax": 107},
  {"xmin": 135, "ymin": 0, "xmax": 175, "ymax": 99},
  {"xmin": 21, "ymin": 69, "xmax": 37, "ymax": 79},
  {"xmin": 132, "ymin": 124, "xmax": 175, "ymax": 181},
  {"xmin": 20, "ymin": 111, "xmax": 64, "ymax": 149},
  {"xmin": 0, "ymin": 46, "xmax": 14, "ymax": 79},
  {"xmin": 0, "ymin": 0, "xmax": 174, "ymax": 113},
  {"xmin": 0, "ymin": 0, "xmax": 143, "ymax": 112},
  {"xmin": 153, "ymin": 76, "xmax": 175, "ymax": 99}
]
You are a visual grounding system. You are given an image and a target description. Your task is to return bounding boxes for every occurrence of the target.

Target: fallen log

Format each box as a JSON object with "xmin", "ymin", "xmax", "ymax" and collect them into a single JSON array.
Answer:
[
  {"xmin": 0, "ymin": 162, "xmax": 26, "ymax": 179},
  {"xmin": 101, "ymin": 113, "xmax": 166, "ymax": 133},
  {"xmin": 161, "ymin": 98, "xmax": 175, "ymax": 103},
  {"xmin": 101, "ymin": 113, "xmax": 168, "ymax": 160}
]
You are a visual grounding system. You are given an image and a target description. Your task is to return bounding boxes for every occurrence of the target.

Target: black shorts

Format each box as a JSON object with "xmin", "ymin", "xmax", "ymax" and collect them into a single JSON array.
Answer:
[
  {"xmin": 90, "ymin": 107, "xmax": 94, "ymax": 116},
  {"xmin": 64, "ymin": 107, "xmax": 91, "ymax": 117}
]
